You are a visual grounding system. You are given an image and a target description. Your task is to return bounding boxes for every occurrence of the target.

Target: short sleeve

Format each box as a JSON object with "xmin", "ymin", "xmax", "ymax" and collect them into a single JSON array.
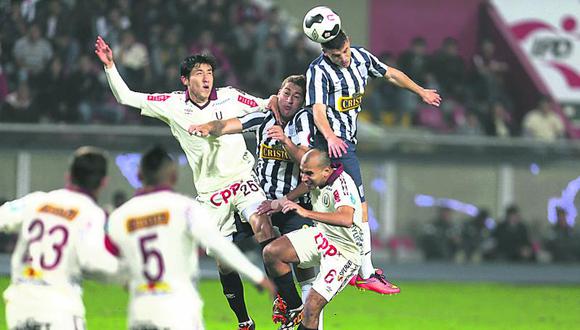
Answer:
[{"xmin": 306, "ymin": 66, "xmax": 329, "ymax": 107}]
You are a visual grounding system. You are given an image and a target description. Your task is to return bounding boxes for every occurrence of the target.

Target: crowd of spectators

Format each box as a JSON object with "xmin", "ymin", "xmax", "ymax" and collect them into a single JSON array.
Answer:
[
  {"xmin": 362, "ymin": 37, "xmax": 568, "ymax": 141},
  {"xmin": 0, "ymin": 0, "xmax": 318, "ymax": 125},
  {"xmin": 417, "ymin": 204, "xmax": 580, "ymax": 263},
  {"xmin": 0, "ymin": 1, "xmax": 570, "ymax": 140}
]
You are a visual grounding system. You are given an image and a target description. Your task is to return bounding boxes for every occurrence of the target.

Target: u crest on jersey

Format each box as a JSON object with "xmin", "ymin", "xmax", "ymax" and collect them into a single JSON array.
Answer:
[{"xmin": 215, "ymin": 111, "xmax": 223, "ymax": 120}]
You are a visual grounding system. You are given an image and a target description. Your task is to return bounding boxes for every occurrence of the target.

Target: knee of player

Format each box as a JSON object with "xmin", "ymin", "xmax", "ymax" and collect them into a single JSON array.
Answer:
[{"xmin": 262, "ymin": 241, "xmax": 277, "ymax": 263}]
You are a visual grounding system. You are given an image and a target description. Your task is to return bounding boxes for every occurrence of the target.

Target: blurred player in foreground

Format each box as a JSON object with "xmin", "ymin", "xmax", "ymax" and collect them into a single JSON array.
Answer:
[
  {"xmin": 262, "ymin": 149, "xmax": 364, "ymax": 330},
  {"xmin": 188, "ymin": 75, "xmax": 325, "ymax": 328},
  {"xmin": 95, "ymin": 36, "xmax": 276, "ymax": 329},
  {"xmin": 106, "ymin": 145, "xmax": 275, "ymax": 329},
  {"xmin": 307, "ymin": 30, "xmax": 441, "ymax": 294},
  {"xmin": 0, "ymin": 146, "xmax": 119, "ymax": 330}
]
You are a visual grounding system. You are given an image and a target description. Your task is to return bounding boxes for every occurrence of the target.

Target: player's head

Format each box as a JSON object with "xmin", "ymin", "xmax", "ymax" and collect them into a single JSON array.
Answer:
[
  {"xmin": 321, "ymin": 30, "xmax": 351, "ymax": 68},
  {"xmin": 277, "ymin": 75, "xmax": 306, "ymax": 122},
  {"xmin": 300, "ymin": 148, "xmax": 333, "ymax": 189},
  {"xmin": 138, "ymin": 145, "xmax": 177, "ymax": 187},
  {"xmin": 68, "ymin": 146, "xmax": 108, "ymax": 196},
  {"xmin": 180, "ymin": 54, "xmax": 217, "ymax": 103}
]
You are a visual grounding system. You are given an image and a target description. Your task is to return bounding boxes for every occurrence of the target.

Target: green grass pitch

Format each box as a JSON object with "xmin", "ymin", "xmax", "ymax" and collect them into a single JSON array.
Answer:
[{"xmin": 1, "ymin": 277, "xmax": 579, "ymax": 329}]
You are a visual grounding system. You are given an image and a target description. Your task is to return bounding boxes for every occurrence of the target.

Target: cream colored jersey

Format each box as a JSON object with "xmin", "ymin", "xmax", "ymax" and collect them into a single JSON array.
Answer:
[
  {"xmin": 105, "ymin": 64, "xmax": 268, "ymax": 194},
  {"xmin": 106, "ymin": 188, "xmax": 264, "ymax": 301},
  {"xmin": 310, "ymin": 165, "xmax": 364, "ymax": 260},
  {"xmin": 0, "ymin": 189, "xmax": 118, "ymax": 316}
]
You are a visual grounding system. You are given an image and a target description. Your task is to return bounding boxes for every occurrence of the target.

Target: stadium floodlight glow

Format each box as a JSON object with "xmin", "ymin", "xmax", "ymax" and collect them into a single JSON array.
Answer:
[
  {"xmin": 414, "ymin": 194, "xmax": 495, "ymax": 228},
  {"xmin": 116, "ymin": 153, "xmax": 188, "ymax": 189},
  {"xmin": 547, "ymin": 176, "xmax": 579, "ymax": 226}
]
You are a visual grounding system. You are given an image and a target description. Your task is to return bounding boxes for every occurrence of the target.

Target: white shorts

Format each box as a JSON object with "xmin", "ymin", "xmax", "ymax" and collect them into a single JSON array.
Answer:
[
  {"xmin": 4, "ymin": 284, "xmax": 86, "ymax": 330},
  {"xmin": 196, "ymin": 173, "xmax": 266, "ymax": 236},
  {"xmin": 129, "ymin": 292, "xmax": 204, "ymax": 330},
  {"xmin": 286, "ymin": 227, "xmax": 360, "ymax": 302}
]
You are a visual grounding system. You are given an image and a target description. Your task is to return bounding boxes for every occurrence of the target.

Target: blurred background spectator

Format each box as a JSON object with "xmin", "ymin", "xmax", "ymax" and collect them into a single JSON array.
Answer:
[
  {"xmin": 544, "ymin": 208, "xmax": 579, "ymax": 262},
  {"xmin": 419, "ymin": 206, "xmax": 462, "ymax": 261},
  {"xmin": 491, "ymin": 205, "xmax": 535, "ymax": 262}
]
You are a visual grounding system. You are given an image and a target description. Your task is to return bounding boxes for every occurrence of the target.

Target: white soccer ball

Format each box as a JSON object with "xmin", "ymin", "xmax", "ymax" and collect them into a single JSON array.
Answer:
[{"xmin": 303, "ymin": 6, "xmax": 341, "ymax": 43}]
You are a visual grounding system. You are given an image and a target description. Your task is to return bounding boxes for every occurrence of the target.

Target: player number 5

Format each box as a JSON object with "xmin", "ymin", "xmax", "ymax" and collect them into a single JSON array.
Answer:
[{"xmin": 139, "ymin": 234, "xmax": 165, "ymax": 282}]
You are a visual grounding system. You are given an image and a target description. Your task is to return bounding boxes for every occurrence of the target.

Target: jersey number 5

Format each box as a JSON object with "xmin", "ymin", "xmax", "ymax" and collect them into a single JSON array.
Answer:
[{"xmin": 139, "ymin": 234, "xmax": 165, "ymax": 282}]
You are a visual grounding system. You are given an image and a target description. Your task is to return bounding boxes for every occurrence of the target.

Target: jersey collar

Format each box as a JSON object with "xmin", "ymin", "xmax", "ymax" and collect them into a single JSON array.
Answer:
[
  {"xmin": 325, "ymin": 162, "xmax": 344, "ymax": 186},
  {"xmin": 184, "ymin": 87, "xmax": 218, "ymax": 110},
  {"xmin": 135, "ymin": 185, "xmax": 174, "ymax": 196}
]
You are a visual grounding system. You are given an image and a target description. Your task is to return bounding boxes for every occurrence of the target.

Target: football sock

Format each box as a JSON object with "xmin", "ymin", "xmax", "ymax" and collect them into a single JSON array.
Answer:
[
  {"xmin": 359, "ymin": 222, "xmax": 375, "ymax": 278},
  {"xmin": 274, "ymin": 271, "xmax": 302, "ymax": 309},
  {"xmin": 298, "ymin": 278, "xmax": 313, "ymax": 303},
  {"xmin": 219, "ymin": 271, "xmax": 250, "ymax": 323}
]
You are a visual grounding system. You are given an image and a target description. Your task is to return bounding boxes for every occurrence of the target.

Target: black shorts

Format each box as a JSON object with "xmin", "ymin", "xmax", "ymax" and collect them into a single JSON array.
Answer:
[{"xmin": 232, "ymin": 203, "xmax": 314, "ymax": 242}]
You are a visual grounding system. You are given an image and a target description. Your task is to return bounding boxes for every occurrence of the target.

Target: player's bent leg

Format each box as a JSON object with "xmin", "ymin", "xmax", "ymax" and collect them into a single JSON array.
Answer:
[
  {"xmin": 248, "ymin": 212, "xmax": 275, "ymax": 243},
  {"xmin": 263, "ymin": 236, "xmax": 304, "ymax": 326}
]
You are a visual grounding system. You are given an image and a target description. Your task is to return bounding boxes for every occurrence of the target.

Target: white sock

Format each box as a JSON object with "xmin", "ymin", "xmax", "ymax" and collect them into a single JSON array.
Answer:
[
  {"xmin": 299, "ymin": 279, "xmax": 313, "ymax": 303},
  {"xmin": 359, "ymin": 221, "xmax": 375, "ymax": 278},
  {"xmin": 299, "ymin": 279, "xmax": 324, "ymax": 330}
]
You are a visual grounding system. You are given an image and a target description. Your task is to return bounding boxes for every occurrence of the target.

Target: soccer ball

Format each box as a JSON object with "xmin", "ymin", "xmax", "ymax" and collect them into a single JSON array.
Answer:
[{"xmin": 303, "ymin": 6, "xmax": 341, "ymax": 43}]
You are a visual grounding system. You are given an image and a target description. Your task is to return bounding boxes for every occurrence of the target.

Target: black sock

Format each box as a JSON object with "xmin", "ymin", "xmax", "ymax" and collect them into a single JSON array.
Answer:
[
  {"xmin": 273, "ymin": 271, "xmax": 302, "ymax": 309},
  {"xmin": 298, "ymin": 324, "xmax": 317, "ymax": 330},
  {"xmin": 219, "ymin": 271, "xmax": 250, "ymax": 323}
]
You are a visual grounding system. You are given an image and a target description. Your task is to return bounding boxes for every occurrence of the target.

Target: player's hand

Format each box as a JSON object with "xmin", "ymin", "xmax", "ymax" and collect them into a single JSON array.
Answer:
[
  {"xmin": 420, "ymin": 89, "xmax": 442, "ymax": 107},
  {"xmin": 188, "ymin": 124, "xmax": 210, "ymax": 137},
  {"xmin": 267, "ymin": 126, "xmax": 289, "ymax": 145},
  {"xmin": 281, "ymin": 200, "xmax": 305, "ymax": 216},
  {"xmin": 257, "ymin": 198, "xmax": 283, "ymax": 215},
  {"xmin": 327, "ymin": 135, "xmax": 348, "ymax": 158},
  {"xmin": 267, "ymin": 95, "xmax": 282, "ymax": 124},
  {"xmin": 257, "ymin": 277, "xmax": 277, "ymax": 298},
  {"xmin": 94, "ymin": 36, "xmax": 114, "ymax": 69}
]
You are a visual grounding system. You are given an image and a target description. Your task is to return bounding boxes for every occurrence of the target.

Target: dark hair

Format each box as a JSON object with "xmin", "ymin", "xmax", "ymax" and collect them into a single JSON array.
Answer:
[
  {"xmin": 321, "ymin": 30, "xmax": 348, "ymax": 50},
  {"xmin": 70, "ymin": 146, "xmax": 107, "ymax": 191},
  {"xmin": 140, "ymin": 145, "xmax": 174, "ymax": 186},
  {"xmin": 281, "ymin": 75, "xmax": 306, "ymax": 95},
  {"xmin": 180, "ymin": 54, "xmax": 217, "ymax": 77}
]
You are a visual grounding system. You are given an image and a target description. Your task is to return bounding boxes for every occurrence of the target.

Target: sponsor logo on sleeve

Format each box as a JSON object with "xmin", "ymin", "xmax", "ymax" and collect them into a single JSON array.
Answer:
[
  {"xmin": 147, "ymin": 94, "xmax": 171, "ymax": 102},
  {"xmin": 237, "ymin": 95, "xmax": 258, "ymax": 107}
]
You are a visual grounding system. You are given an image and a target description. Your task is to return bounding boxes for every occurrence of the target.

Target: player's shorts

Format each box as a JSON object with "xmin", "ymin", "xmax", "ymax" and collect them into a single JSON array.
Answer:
[
  {"xmin": 286, "ymin": 227, "xmax": 360, "ymax": 302},
  {"xmin": 196, "ymin": 172, "xmax": 266, "ymax": 236},
  {"xmin": 233, "ymin": 203, "xmax": 314, "ymax": 242},
  {"xmin": 4, "ymin": 284, "xmax": 86, "ymax": 330},
  {"xmin": 314, "ymin": 137, "xmax": 365, "ymax": 202},
  {"xmin": 129, "ymin": 291, "xmax": 204, "ymax": 330}
]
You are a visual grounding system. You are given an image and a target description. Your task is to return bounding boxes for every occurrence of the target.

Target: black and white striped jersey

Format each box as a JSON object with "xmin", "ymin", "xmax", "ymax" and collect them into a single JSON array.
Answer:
[
  {"xmin": 306, "ymin": 46, "xmax": 389, "ymax": 144},
  {"xmin": 239, "ymin": 108, "xmax": 316, "ymax": 203}
]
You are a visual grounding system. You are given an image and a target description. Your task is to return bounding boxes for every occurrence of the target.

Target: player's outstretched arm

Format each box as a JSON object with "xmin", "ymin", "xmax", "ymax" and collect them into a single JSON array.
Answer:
[
  {"xmin": 94, "ymin": 36, "xmax": 146, "ymax": 109},
  {"xmin": 188, "ymin": 118, "xmax": 242, "ymax": 137},
  {"xmin": 282, "ymin": 201, "xmax": 355, "ymax": 228},
  {"xmin": 384, "ymin": 67, "xmax": 441, "ymax": 107},
  {"xmin": 187, "ymin": 205, "xmax": 276, "ymax": 297}
]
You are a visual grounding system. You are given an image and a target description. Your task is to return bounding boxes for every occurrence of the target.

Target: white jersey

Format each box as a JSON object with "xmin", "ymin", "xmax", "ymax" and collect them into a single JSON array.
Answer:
[
  {"xmin": 106, "ymin": 188, "xmax": 264, "ymax": 300},
  {"xmin": 310, "ymin": 165, "xmax": 364, "ymax": 260},
  {"xmin": 105, "ymin": 64, "xmax": 268, "ymax": 194},
  {"xmin": 0, "ymin": 188, "xmax": 118, "ymax": 315}
]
